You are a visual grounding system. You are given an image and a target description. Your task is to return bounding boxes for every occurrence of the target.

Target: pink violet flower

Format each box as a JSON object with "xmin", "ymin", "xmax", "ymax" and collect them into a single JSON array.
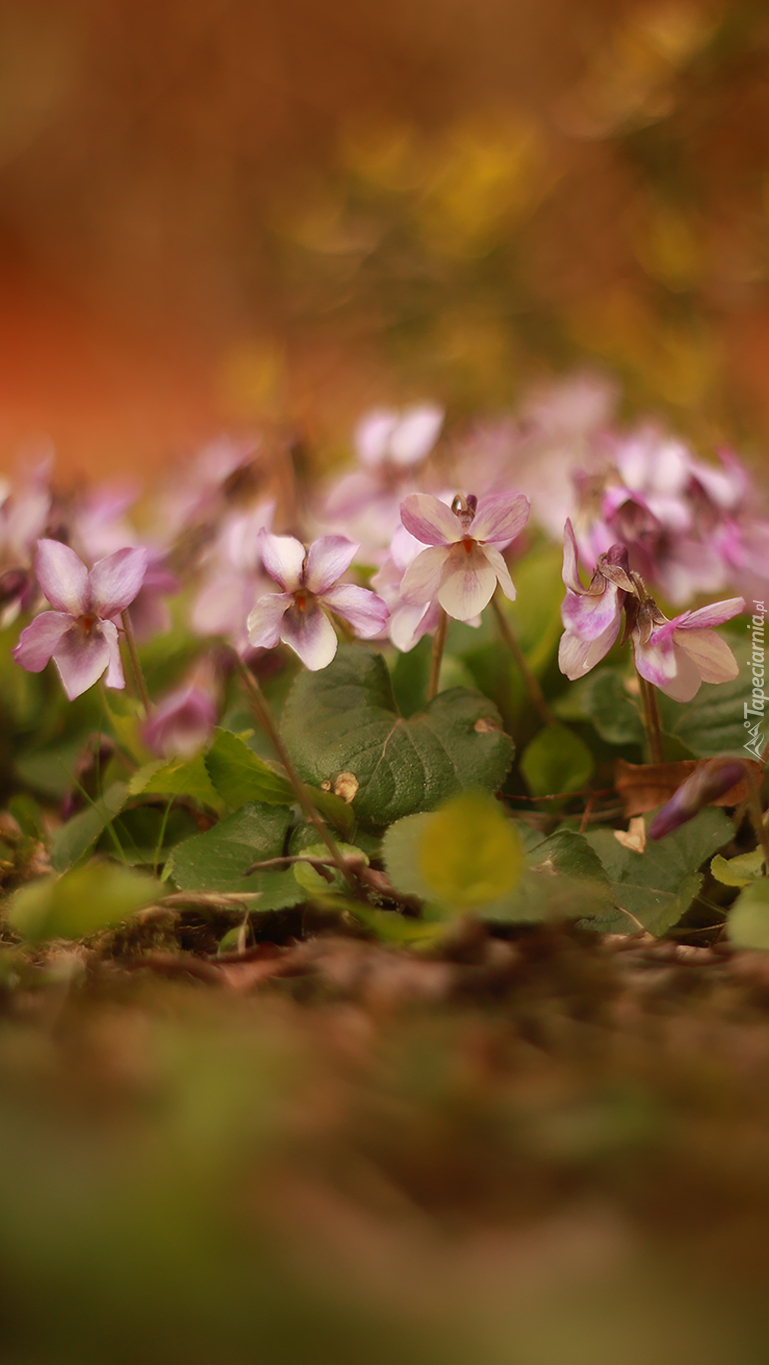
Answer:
[
  {"xmin": 13, "ymin": 539, "xmax": 148, "ymax": 700},
  {"xmin": 319, "ymin": 404, "xmax": 444, "ymax": 551},
  {"xmin": 558, "ymin": 519, "xmax": 635, "ymax": 679},
  {"xmin": 397, "ymin": 490, "xmax": 530, "ymax": 621},
  {"xmin": 247, "ymin": 532, "xmax": 389, "ymax": 670},
  {"xmin": 142, "ymin": 681, "xmax": 217, "ymax": 760},
  {"xmin": 648, "ymin": 757, "xmax": 747, "ymax": 840},
  {"xmin": 627, "ymin": 591, "xmax": 746, "ymax": 703}
]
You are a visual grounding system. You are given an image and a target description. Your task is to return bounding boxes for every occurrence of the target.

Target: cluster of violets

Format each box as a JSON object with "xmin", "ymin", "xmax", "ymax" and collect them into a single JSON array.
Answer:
[{"xmin": 6, "ymin": 373, "xmax": 765, "ymax": 760}]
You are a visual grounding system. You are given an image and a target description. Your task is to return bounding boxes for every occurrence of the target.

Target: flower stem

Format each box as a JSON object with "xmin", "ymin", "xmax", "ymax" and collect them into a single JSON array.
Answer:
[
  {"xmin": 490, "ymin": 592, "xmax": 555, "ymax": 726},
  {"xmin": 235, "ymin": 657, "xmax": 360, "ymax": 894},
  {"xmin": 120, "ymin": 611, "xmax": 151, "ymax": 716},
  {"xmin": 427, "ymin": 608, "xmax": 448, "ymax": 702},
  {"xmin": 636, "ymin": 670, "xmax": 664, "ymax": 765}
]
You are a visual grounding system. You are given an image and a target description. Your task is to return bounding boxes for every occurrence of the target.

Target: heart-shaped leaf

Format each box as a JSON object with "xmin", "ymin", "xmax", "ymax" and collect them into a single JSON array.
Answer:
[
  {"xmin": 280, "ymin": 646, "xmax": 513, "ymax": 829},
  {"xmin": 166, "ymin": 801, "xmax": 302, "ymax": 910}
]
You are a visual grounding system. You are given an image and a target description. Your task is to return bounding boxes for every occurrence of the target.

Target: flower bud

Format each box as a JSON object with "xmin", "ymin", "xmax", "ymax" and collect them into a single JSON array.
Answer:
[{"xmin": 648, "ymin": 757, "xmax": 746, "ymax": 840}]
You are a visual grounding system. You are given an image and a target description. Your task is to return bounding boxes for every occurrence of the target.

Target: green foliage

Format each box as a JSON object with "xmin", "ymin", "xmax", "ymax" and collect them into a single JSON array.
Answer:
[
  {"xmin": 167, "ymin": 801, "xmax": 303, "ymax": 909},
  {"xmin": 727, "ymin": 877, "xmax": 769, "ymax": 949},
  {"xmin": 7, "ymin": 861, "xmax": 163, "ymax": 942},
  {"xmin": 281, "ymin": 646, "xmax": 513, "ymax": 828},
  {"xmin": 584, "ymin": 808, "xmax": 734, "ymax": 935},
  {"xmin": 130, "ymin": 756, "xmax": 224, "ymax": 813},
  {"xmin": 711, "ymin": 849, "xmax": 766, "ymax": 887},
  {"xmin": 520, "ymin": 722, "xmax": 595, "ymax": 797},
  {"xmin": 418, "ymin": 790, "xmax": 524, "ymax": 909},
  {"xmin": 205, "ymin": 727, "xmax": 354, "ymax": 836},
  {"xmin": 557, "ymin": 667, "xmax": 645, "ymax": 747},
  {"xmin": 383, "ymin": 799, "xmax": 610, "ymax": 924},
  {"xmin": 50, "ymin": 781, "xmax": 128, "ymax": 872}
]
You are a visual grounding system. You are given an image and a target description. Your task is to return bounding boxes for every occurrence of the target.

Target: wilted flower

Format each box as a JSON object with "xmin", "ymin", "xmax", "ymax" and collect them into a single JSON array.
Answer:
[
  {"xmin": 247, "ymin": 532, "xmax": 389, "ymax": 670},
  {"xmin": 13, "ymin": 539, "xmax": 148, "ymax": 700},
  {"xmin": 398, "ymin": 490, "xmax": 530, "ymax": 621},
  {"xmin": 627, "ymin": 590, "xmax": 746, "ymax": 703},
  {"xmin": 558, "ymin": 518, "xmax": 635, "ymax": 679}
]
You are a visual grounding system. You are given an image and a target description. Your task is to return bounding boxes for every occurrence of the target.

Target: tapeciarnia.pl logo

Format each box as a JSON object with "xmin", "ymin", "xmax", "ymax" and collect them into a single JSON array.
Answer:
[{"xmin": 745, "ymin": 600, "xmax": 766, "ymax": 762}]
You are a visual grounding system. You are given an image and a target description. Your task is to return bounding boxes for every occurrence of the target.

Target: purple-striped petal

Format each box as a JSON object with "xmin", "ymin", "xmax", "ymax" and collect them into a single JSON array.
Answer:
[
  {"xmin": 482, "ymin": 544, "xmax": 516, "ymax": 601},
  {"xmin": 470, "ymin": 491, "xmax": 530, "ymax": 545},
  {"xmin": 35, "ymin": 540, "xmax": 89, "ymax": 615},
  {"xmin": 632, "ymin": 629, "xmax": 679, "ymax": 690},
  {"xmin": 51, "ymin": 622, "xmax": 113, "ymax": 700},
  {"xmin": 389, "ymin": 601, "xmax": 435, "ymax": 652},
  {"xmin": 558, "ymin": 620, "xmax": 619, "ymax": 679},
  {"xmin": 101, "ymin": 619, "xmax": 125, "ymax": 689},
  {"xmin": 321, "ymin": 583, "xmax": 389, "ymax": 638},
  {"xmin": 675, "ymin": 628, "xmax": 740, "ymax": 685},
  {"xmin": 399, "ymin": 545, "xmax": 450, "ymax": 605},
  {"xmin": 280, "ymin": 601, "xmax": 338, "ymax": 671},
  {"xmin": 247, "ymin": 592, "xmax": 292, "ymax": 649},
  {"xmin": 89, "ymin": 546, "xmax": 148, "ymax": 617},
  {"xmin": 437, "ymin": 543, "xmax": 497, "ymax": 620},
  {"xmin": 678, "ymin": 597, "xmax": 746, "ymax": 630},
  {"xmin": 400, "ymin": 494, "xmax": 462, "ymax": 546},
  {"xmin": 561, "ymin": 519, "xmax": 584, "ymax": 594},
  {"xmin": 258, "ymin": 531, "xmax": 305, "ymax": 592},
  {"xmin": 304, "ymin": 535, "xmax": 359, "ymax": 594},
  {"xmin": 13, "ymin": 610, "xmax": 73, "ymax": 672},
  {"xmin": 561, "ymin": 583, "xmax": 621, "ymax": 641}
]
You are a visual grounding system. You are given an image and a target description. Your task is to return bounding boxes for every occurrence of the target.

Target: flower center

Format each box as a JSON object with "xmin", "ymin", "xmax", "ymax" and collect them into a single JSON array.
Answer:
[
  {"xmin": 294, "ymin": 591, "xmax": 307, "ymax": 612},
  {"xmin": 80, "ymin": 614, "xmax": 97, "ymax": 635},
  {"xmin": 462, "ymin": 537, "xmax": 474, "ymax": 555}
]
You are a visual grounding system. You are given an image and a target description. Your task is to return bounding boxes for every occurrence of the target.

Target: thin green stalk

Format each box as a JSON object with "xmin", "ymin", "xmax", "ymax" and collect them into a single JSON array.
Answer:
[
  {"xmin": 235, "ymin": 657, "xmax": 360, "ymax": 895},
  {"xmin": 427, "ymin": 608, "xmax": 448, "ymax": 703},
  {"xmin": 120, "ymin": 611, "xmax": 151, "ymax": 716},
  {"xmin": 636, "ymin": 670, "xmax": 664, "ymax": 765},
  {"xmin": 490, "ymin": 592, "xmax": 555, "ymax": 726}
]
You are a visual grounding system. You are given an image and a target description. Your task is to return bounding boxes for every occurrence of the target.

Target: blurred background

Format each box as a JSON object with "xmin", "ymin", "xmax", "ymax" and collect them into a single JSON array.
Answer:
[{"xmin": 4, "ymin": 0, "xmax": 769, "ymax": 476}]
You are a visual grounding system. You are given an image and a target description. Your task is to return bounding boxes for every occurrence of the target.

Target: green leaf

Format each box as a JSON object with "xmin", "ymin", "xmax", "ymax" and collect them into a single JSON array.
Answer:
[
  {"xmin": 711, "ymin": 849, "xmax": 766, "ymax": 887},
  {"xmin": 502, "ymin": 543, "xmax": 565, "ymax": 674},
  {"xmin": 130, "ymin": 756, "xmax": 224, "ymax": 813},
  {"xmin": 205, "ymin": 728, "xmax": 354, "ymax": 837},
  {"xmin": 580, "ymin": 668, "xmax": 645, "ymax": 746},
  {"xmin": 584, "ymin": 807, "xmax": 733, "ymax": 935},
  {"xmin": 166, "ymin": 801, "xmax": 302, "ymax": 910},
  {"xmin": 292, "ymin": 842, "xmax": 367, "ymax": 895},
  {"xmin": 382, "ymin": 814, "xmax": 435, "ymax": 903},
  {"xmin": 50, "ymin": 781, "xmax": 128, "ymax": 872},
  {"xmin": 101, "ymin": 690, "xmax": 152, "ymax": 765},
  {"xmin": 419, "ymin": 790, "xmax": 524, "ymax": 910},
  {"xmin": 205, "ymin": 729, "xmax": 292, "ymax": 806},
  {"xmin": 520, "ymin": 723, "xmax": 594, "ymax": 797},
  {"xmin": 280, "ymin": 646, "xmax": 513, "ymax": 829},
  {"xmin": 728, "ymin": 877, "xmax": 769, "ymax": 949},
  {"xmin": 7, "ymin": 861, "xmax": 163, "ymax": 942}
]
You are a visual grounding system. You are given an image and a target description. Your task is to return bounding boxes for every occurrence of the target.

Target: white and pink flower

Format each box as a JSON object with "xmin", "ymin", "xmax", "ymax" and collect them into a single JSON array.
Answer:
[
  {"xmin": 558, "ymin": 519, "xmax": 634, "ymax": 679},
  {"xmin": 628, "ymin": 593, "xmax": 746, "ymax": 703},
  {"xmin": 13, "ymin": 539, "xmax": 148, "ymax": 700},
  {"xmin": 247, "ymin": 532, "xmax": 389, "ymax": 671},
  {"xmin": 397, "ymin": 490, "xmax": 530, "ymax": 621}
]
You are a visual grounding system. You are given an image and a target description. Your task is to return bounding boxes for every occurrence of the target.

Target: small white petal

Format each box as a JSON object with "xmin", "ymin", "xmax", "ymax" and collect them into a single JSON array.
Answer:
[
  {"xmin": 437, "ymin": 543, "xmax": 497, "ymax": 620},
  {"xmin": 304, "ymin": 536, "xmax": 359, "ymax": 594},
  {"xmin": 281, "ymin": 601, "xmax": 338, "ymax": 670},
  {"xmin": 35, "ymin": 540, "xmax": 89, "ymax": 616},
  {"xmin": 247, "ymin": 592, "xmax": 292, "ymax": 649},
  {"xmin": 258, "ymin": 531, "xmax": 305, "ymax": 592}
]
